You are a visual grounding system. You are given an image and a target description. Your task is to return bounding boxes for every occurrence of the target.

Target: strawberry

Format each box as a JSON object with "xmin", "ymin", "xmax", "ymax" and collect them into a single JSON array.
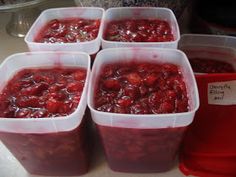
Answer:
[
  {"xmin": 126, "ymin": 73, "xmax": 142, "ymax": 86},
  {"xmin": 95, "ymin": 62, "xmax": 189, "ymax": 114},
  {"xmin": 0, "ymin": 67, "xmax": 86, "ymax": 118},
  {"xmin": 104, "ymin": 19, "xmax": 174, "ymax": 42},
  {"xmin": 103, "ymin": 78, "xmax": 121, "ymax": 91},
  {"xmin": 35, "ymin": 18, "xmax": 100, "ymax": 43}
]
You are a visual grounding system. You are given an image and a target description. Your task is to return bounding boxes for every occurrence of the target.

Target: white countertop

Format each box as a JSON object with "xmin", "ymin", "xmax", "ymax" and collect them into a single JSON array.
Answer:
[{"xmin": 0, "ymin": 10, "xmax": 187, "ymax": 177}]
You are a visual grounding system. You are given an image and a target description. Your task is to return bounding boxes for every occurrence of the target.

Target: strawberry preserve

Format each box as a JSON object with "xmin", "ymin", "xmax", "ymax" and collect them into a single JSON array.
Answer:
[
  {"xmin": 104, "ymin": 19, "xmax": 174, "ymax": 42},
  {"xmin": 0, "ymin": 66, "xmax": 90, "ymax": 176},
  {"xmin": 0, "ymin": 118, "xmax": 90, "ymax": 176},
  {"xmin": 94, "ymin": 61, "xmax": 189, "ymax": 172},
  {"xmin": 34, "ymin": 18, "xmax": 100, "ymax": 43},
  {"xmin": 189, "ymin": 58, "xmax": 235, "ymax": 73},
  {"xmin": 95, "ymin": 62, "xmax": 189, "ymax": 114},
  {"xmin": 97, "ymin": 125, "xmax": 187, "ymax": 172},
  {"xmin": 0, "ymin": 67, "xmax": 86, "ymax": 118}
]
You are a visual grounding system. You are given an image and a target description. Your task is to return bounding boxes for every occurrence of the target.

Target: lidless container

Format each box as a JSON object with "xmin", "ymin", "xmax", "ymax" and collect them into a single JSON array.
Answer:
[
  {"xmin": 24, "ymin": 7, "xmax": 104, "ymax": 59},
  {"xmin": 0, "ymin": 52, "xmax": 91, "ymax": 176},
  {"xmin": 101, "ymin": 7, "xmax": 180, "ymax": 49},
  {"xmin": 88, "ymin": 48, "xmax": 199, "ymax": 173},
  {"xmin": 178, "ymin": 34, "xmax": 236, "ymax": 177}
]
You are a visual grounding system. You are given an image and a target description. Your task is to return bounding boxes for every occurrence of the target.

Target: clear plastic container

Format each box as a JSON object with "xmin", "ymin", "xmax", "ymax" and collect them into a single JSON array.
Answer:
[
  {"xmin": 24, "ymin": 7, "xmax": 105, "ymax": 55},
  {"xmin": 178, "ymin": 34, "xmax": 236, "ymax": 177},
  {"xmin": 88, "ymin": 48, "xmax": 199, "ymax": 173},
  {"xmin": 178, "ymin": 34, "xmax": 236, "ymax": 73},
  {"xmin": 0, "ymin": 51, "xmax": 91, "ymax": 176},
  {"xmin": 101, "ymin": 7, "xmax": 180, "ymax": 49}
]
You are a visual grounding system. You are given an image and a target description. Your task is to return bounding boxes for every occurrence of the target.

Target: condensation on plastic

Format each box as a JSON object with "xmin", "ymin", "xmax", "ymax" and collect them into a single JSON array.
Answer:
[
  {"xmin": 88, "ymin": 48, "xmax": 199, "ymax": 129},
  {"xmin": 0, "ymin": 51, "xmax": 91, "ymax": 134},
  {"xmin": 101, "ymin": 7, "xmax": 180, "ymax": 49},
  {"xmin": 178, "ymin": 34, "xmax": 236, "ymax": 71},
  {"xmin": 24, "ymin": 7, "xmax": 105, "ymax": 54}
]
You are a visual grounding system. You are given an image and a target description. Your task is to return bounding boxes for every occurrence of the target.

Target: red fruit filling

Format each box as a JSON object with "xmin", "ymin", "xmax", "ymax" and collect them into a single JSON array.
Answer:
[
  {"xmin": 0, "ymin": 67, "xmax": 86, "ymax": 118},
  {"xmin": 0, "ymin": 115, "xmax": 90, "ymax": 176},
  {"xmin": 97, "ymin": 125, "xmax": 187, "ymax": 172},
  {"xmin": 189, "ymin": 58, "xmax": 235, "ymax": 73},
  {"xmin": 94, "ymin": 62, "xmax": 189, "ymax": 114},
  {"xmin": 34, "ymin": 18, "xmax": 100, "ymax": 43},
  {"xmin": 104, "ymin": 19, "xmax": 174, "ymax": 42}
]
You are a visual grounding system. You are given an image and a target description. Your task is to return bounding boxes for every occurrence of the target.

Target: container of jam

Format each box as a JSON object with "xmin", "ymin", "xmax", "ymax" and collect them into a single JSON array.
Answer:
[
  {"xmin": 101, "ymin": 7, "xmax": 180, "ymax": 49},
  {"xmin": 24, "ymin": 7, "xmax": 104, "ymax": 58},
  {"xmin": 88, "ymin": 48, "xmax": 199, "ymax": 173},
  {"xmin": 0, "ymin": 51, "xmax": 91, "ymax": 176},
  {"xmin": 178, "ymin": 34, "xmax": 236, "ymax": 177}
]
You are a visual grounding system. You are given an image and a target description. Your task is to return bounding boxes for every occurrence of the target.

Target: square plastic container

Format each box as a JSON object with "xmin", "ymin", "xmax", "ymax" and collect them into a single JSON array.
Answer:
[
  {"xmin": 101, "ymin": 7, "xmax": 180, "ymax": 49},
  {"xmin": 24, "ymin": 7, "xmax": 105, "ymax": 55},
  {"xmin": 88, "ymin": 48, "xmax": 199, "ymax": 173},
  {"xmin": 178, "ymin": 34, "xmax": 236, "ymax": 74},
  {"xmin": 178, "ymin": 34, "xmax": 236, "ymax": 177},
  {"xmin": 0, "ymin": 51, "xmax": 91, "ymax": 176}
]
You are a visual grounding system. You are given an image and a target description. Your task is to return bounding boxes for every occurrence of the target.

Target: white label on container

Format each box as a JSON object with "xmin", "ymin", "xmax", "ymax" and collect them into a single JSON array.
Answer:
[{"xmin": 208, "ymin": 81, "xmax": 236, "ymax": 105}]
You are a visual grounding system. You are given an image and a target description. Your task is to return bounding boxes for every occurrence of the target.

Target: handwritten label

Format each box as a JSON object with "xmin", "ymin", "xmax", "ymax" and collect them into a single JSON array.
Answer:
[{"xmin": 208, "ymin": 81, "xmax": 236, "ymax": 105}]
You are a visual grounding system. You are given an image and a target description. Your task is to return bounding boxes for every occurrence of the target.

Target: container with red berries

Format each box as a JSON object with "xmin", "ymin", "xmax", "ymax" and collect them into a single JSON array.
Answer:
[
  {"xmin": 178, "ymin": 34, "xmax": 236, "ymax": 177},
  {"xmin": 24, "ymin": 7, "xmax": 104, "ymax": 59},
  {"xmin": 101, "ymin": 7, "xmax": 180, "ymax": 49},
  {"xmin": 88, "ymin": 48, "xmax": 199, "ymax": 173},
  {"xmin": 0, "ymin": 51, "xmax": 91, "ymax": 176}
]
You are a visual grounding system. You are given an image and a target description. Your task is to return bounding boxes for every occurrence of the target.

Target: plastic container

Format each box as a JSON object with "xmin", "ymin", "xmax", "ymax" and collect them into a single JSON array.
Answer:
[
  {"xmin": 178, "ymin": 34, "xmax": 236, "ymax": 177},
  {"xmin": 24, "ymin": 7, "xmax": 104, "ymax": 56},
  {"xmin": 179, "ymin": 34, "xmax": 236, "ymax": 69},
  {"xmin": 88, "ymin": 48, "xmax": 199, "ymax": 173},
  {"xmin": 0, "ymin": 51, "xmax": 91, "ymax": 176},
  {"xmin": 101, "ymin": 7, "xmax": 180, "ymax": 49}
]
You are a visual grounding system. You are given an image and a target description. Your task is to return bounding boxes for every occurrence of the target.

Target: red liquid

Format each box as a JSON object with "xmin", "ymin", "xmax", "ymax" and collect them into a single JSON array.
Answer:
[
  {"xmin": 35, "ymin": 18, "xmax": 100, "ymax": 43},
  {"xmin": 180, "ymin": 74, "xmax": 236, "ymax": 177},
  {"xmin": 0, "ymin": 67, "xmax": 86, "ymax": 118},
  {"xmin": 97, "ymin": 125, "xmax": 187, "ymax": 173},
  {"xmin": 189, "ymin": 58, "xmax": 235, "ymax": 73},
  {"xmin": 104, "ymin": 19, "xmax": 174, "ymax": 42},
  {"xmin": 94, "ymin": 62, "xmax": 189, "ymax": 114}
]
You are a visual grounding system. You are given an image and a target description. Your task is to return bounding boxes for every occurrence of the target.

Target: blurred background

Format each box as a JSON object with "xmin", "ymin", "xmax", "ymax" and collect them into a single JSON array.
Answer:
[
  {"xmin": 1, "ymin": 0, "xmax": 236, "ymax": 37},
  {"xmin": 0, "ymin": 0, "xmax": 192, "ymax": 37}
]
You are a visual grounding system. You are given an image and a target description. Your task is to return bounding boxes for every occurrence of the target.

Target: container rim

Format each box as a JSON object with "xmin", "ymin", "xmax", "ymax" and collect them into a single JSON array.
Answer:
[
  {"xmin": 0, "ymin": 51, "xmax": 90, "ymax": 123},
  {"xmin": 88, "ymin": 47, "xmax": 200, "ymax": 127},
  {"xmin": 179, "ymin": 33, "xmax": 236, "ymax": 48},
  {"xmin": 101, "ymin": 7, "xmax": 180, "ymax": 44},
  {"xmin": 24, "ymin": 7, "xmax": 105, "ymax": 47}
]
